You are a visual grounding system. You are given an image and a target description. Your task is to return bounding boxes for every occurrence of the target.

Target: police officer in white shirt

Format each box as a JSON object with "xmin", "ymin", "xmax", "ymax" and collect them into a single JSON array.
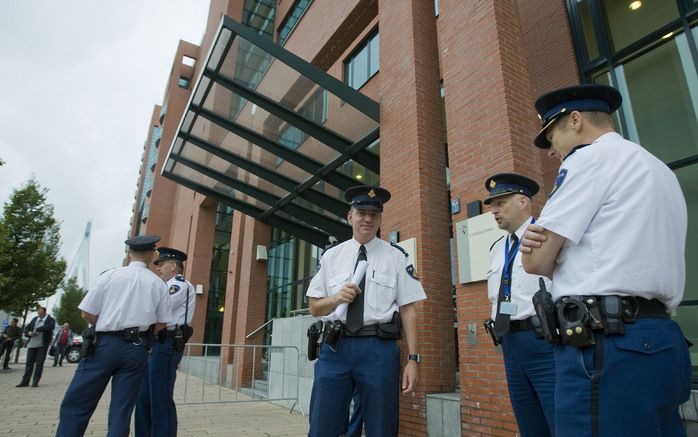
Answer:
[
  {"xmin": 520, "ymin": 84, "xmax": 691, "ymax": 436},
  {"xmin": 306, "ymin": 185, "xmax": 426, "ymax": 437},
  {"xmin": 483, "ymin": 173, "xmax": 555, "ymax": 437},
  {"xmin": 135, "ymin": 247, "xmax": 195, "ymax": 437},
  {"xmin": 56, "ymin": 235, "xmax": 172, "ymax": 437}
]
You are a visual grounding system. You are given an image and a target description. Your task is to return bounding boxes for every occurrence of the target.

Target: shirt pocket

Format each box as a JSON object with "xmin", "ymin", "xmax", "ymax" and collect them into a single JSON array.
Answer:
[
  {"xmin": 367, "ymin": 272, "xmax": 397, "ymax": 312},
  {"xmin": 328, "ymin": 274, "xmax": 349, "ymax": 296}
]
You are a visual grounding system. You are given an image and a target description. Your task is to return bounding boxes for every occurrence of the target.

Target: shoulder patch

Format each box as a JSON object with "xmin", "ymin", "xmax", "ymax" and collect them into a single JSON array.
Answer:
[
  {"xmin": 549, "ymin": 169, "xmax": 568, "ymax": 199},
  {"xmin": 390, "ymin": 242, "xmax": 409, "ymax": 257},
  {"xmin": 406, "ymin": 264, "xmax": 419, "ymax": 281},
  {"xmin": 489, "ymin": 236, "xmax": 504, "ymax": 252},
  {"xmin": 169, "ymin": 284, "xmax": 181, "ymax": 295}
]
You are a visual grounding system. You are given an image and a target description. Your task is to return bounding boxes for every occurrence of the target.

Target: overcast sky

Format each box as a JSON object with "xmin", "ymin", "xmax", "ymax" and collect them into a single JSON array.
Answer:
[{"xmin": 0, "ymin": 1, "xmax": 211, "ymax": 297}]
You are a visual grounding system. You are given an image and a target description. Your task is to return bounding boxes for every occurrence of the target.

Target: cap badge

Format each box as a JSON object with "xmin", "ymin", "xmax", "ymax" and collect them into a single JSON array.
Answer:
[
  {"xmin": 368, "ymin": 189, "xmax": 376, "ymax": 198},
  {"xmin": 489, "ymin": 180, "xmax": 496, "ymax": 189}
]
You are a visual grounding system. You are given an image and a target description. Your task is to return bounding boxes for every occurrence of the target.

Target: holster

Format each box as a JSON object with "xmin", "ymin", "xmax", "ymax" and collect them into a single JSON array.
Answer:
[
  {"xmin": 306, "ymin": 320, "xmax": 323, "ymax": 361},
  {"xmin": 173, "ymin": 325, "xmax": 186, "ymax": 352},
  {"xmin": 483, "ymin": 318, "xmax": 501, "ymax": 346},
  {"xmin": 147, "ymin": 325, "xmax": 155, "ymax": 351},
  {"xmin": 80, "ymin": 326, "xmax": 96, "ymax": 359},
  {"xmin": 532, "ymin": 278, "xmax": 561, "ymax": 344},
  {"xmin": 556, "ymin": 297, "xmax": 595, "ymax": 348},
  {"xmin": 377, "ymin": 312, "xmax": 402, "ymax": 340}
]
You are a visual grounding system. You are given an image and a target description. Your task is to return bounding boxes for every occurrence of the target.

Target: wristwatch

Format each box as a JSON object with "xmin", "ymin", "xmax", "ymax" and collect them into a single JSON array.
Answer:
[{"xmin": 408, "ymin": 354, "xmax": 421, "ymax": 363}]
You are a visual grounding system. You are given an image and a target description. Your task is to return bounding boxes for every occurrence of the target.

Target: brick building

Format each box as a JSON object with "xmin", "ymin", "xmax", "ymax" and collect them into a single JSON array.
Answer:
[{"xmin": 130, "ymin": 0, "xmax": 698, "ymax": 434}]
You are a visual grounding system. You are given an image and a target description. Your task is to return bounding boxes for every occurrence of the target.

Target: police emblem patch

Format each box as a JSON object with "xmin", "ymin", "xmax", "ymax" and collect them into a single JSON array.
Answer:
[
  {"xmin": 549, "ymin": 169, "xmax": 568, "ymax": 198},
  {"xmin": 169, "ymin": 284, "xmax": 180, "ymax": 295},
  {"xmin": 406, "ymin": 264, "xmax": 419, "ymax": 280}
]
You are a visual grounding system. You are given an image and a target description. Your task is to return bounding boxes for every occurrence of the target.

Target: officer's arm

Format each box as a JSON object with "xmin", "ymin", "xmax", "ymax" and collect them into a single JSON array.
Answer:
[
  {"xmin": 81, "ymin": 311, "xmax": 98, "ymax": 325},
  {"xmin": 400, "ymin": 303, "xmax": 419, "ymax": 394},
  {"xmin": 520, "ymin": 224, "xmax": 565, "ymax": 278},
  {"xmin": 308, "ymin": 283, "xmax": 360, "ymax": 316}
]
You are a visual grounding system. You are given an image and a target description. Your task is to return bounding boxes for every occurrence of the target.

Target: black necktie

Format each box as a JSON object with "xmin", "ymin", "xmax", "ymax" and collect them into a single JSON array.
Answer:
[
  {"xmin": 346, "ymin": 245, "xmax": 367, "ymax": 333},
  {"xmin": 494, "ymin": 234, "xmax": 518, "ymax": 337}
]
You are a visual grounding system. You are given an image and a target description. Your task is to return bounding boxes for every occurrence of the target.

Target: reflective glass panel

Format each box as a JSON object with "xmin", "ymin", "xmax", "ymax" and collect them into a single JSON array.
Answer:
[
  {"xmin": 577, "ymin": 0, "xmax": 600, "ymax": 60},
  {"xmin": 603, "ymin": 0, "xmax": 679, "ymax": 50}
]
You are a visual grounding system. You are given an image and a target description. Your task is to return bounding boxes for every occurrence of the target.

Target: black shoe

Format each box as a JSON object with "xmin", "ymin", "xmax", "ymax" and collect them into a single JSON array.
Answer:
[
  {"xmin": 31, "ymin": 382, "xmax": 38, "ymax": 387},
  {"xmin": 2, "ymin": 367, "xmax": 9, "ymax": 370},
  {"xmin": 16, "ymin": 383, "xmax": 28, "ymax": 387},
  {"xmin": 52, "ymin": 364, "xmax": 57, "ymax": 367}
]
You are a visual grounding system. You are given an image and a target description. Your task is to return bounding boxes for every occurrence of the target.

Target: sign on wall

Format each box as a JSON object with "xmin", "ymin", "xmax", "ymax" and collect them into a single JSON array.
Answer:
[{"xmin": 455, "ymin": 212, "xmax": 507, "ymax": 283}]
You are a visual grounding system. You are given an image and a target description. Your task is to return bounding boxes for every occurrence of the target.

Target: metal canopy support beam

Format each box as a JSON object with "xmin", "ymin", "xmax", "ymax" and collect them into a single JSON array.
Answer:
[
  {"xmin": 181, "ymin": 133, "xmax": 350, "ymax": 217},
  {"xmin": 222, "ymin": 16, "xmax": 380, "ymax": 122},
  {"xmin": 209, "ymin": 71, "xmax": 380, "ymax": 174},
  {"xmin": 170, "ymin": 154, "xmax": 351, "ymax": 238},
  {"xmin": 194, "ymin": 107, "xmax": 358, "ymax": 190},
  {"xmin": 164, "ymin": 172, "xmax": 348, "ymax": 247}
]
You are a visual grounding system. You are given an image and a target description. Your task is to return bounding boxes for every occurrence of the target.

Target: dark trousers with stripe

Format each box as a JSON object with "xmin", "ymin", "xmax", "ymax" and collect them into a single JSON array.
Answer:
[
  {"xmin": 554, "ymin": 318, "xmax": 691, "ymax": 437},
  {"xmin": 308, "ymin": 336, "xmax": 400, "ymax": 437},
  {"xmin": 501, "ymin": 329, "xmax": 556, "ymax": 437},
  {"xmin": 56, "ymin": 335, "xmax": 148, "ymax": 437}
]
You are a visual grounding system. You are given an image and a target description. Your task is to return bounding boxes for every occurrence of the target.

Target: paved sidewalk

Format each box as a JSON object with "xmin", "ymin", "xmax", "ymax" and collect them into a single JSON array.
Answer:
[{"xmin": 1, "ymin": 351, "xmax": 308, "ymax": 436}]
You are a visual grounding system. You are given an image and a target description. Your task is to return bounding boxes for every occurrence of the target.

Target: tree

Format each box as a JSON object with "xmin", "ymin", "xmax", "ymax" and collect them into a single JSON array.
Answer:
[
  {"xmin": 53, "ymin": 276, "xmax": 87, "ymax": 333},
  {"xmin": 0, "ymin": 178, "xmax": 66, "ymax": 316}
]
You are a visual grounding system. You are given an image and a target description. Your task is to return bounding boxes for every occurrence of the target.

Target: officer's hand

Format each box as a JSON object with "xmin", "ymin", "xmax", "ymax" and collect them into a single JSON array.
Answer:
[
  {"xmin": 334, "ymin": 283, "xmax": 361, "ymax": 305},
  {"xmin": 401, "ymin": 361, "xmax": 419, "ymax": 394},
  {"xmin": 519, "ymin": 224, "xmax": 547, "ymax": 254}
]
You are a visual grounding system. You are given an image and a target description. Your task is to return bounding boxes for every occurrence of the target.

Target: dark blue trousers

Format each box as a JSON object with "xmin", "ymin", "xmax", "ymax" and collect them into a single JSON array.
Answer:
[
  {"xmin": 19, "ymin": 346, "xmax": 47, "ymax": 385},
  {"xmin": 500, "ymin": 329, "xmax": 556, "ymax": 437},
  {"xmin": 135, "ymin": 336, "xmax": 183, "ymax": 437},
  {"xmin": 56, "ymin": 335, "xmax": 148, "ymax": 437},
  {"xmin": 308, "ymin": 336, "xmax": 400, "ymax": 437},
  {"xmin": 554, "ymin": 318, "xmax": 691, "ymax": 437},
  {"xmin": 347, "ymin": 390, "xmax": 363, "ymax": 437}
]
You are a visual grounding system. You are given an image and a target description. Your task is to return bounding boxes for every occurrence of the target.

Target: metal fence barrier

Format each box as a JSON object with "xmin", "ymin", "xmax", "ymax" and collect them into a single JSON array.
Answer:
[{"xmin": 177, "ymin": 342, "xmax": 304, "ymax": 416}]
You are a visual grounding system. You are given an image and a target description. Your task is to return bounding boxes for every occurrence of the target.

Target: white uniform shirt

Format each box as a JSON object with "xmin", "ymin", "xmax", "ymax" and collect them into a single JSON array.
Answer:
[
  {"xmin": 80, "ymin": 261, "xmax": 172, "ymax": 331},
  {"xmin": 306, "ymin": 237, "xmax": 427, "ymax": 324},
  {"xmin": 166, "ymin": 274, "xmax": 196, "ymax": 330},
  {"xmin": 536, "ymin": 132, "xmax": 687, "ymax": 309},
  {"xmin": 487, "ymin": 217, "xmax": 552, "ymax": 320}
]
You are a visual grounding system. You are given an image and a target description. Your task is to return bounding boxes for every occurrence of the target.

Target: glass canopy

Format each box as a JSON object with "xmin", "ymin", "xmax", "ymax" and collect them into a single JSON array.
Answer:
[{"xmin": 163, "ymin": 17, "xmax": 380, "ymax": 247}]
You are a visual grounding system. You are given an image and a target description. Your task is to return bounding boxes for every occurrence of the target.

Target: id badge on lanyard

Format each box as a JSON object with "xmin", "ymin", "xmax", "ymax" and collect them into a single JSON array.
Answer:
[{"xmin": 500, "ymin": 218, "xmax": 535, "ymax": 314}]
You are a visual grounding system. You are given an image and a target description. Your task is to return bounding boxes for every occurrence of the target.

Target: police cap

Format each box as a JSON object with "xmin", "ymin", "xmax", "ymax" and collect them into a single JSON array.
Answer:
[
  {"xmin": 344, "ymin": 185, "xmax": 391, "ymax": 212},
  {"xmin": 154, "ymin": 247, "xmax": 188, "ymax": 265},
  {"xmin": 484, "ymin": 173, "xmax": 539, "ymax": 205},
  {"xmin": 534, "ymin": 84, "xmax": 622, "ymax": 149},
  {"xmin": 124, "ymin": 235, "xmax": 160, "ymax": 251}
]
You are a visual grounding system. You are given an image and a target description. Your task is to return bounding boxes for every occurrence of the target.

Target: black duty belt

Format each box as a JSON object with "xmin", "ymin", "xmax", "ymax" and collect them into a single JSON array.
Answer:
[
  {"xmin": 509, "ymin": 317, "xmax": 537, "ymax": 333},
  {"xmin": 563, "ymin": 295, "xmax": 669, "ymax": 320},
  {"xmin": 97, "ymin": 330, "xmax": 148, "ymax": 337},
  {"xmin": 342, "ymin": 324, "xmax": 379, "ymax": 337}
]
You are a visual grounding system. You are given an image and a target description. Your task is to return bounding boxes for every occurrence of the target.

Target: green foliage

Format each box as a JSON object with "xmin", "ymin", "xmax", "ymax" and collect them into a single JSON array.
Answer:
[
  {"xmin": 0, "ymin": 178, "xmax": 66, "ymax": 315},
  {"xmin": 53, "ymin": 276, "xmax": 87, "ymax": 333}
]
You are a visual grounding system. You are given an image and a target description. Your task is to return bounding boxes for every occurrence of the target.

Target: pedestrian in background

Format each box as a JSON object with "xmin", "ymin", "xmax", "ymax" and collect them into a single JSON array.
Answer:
[
  {"xmin": 1, "ymin": 318, "xmax": 22, "ymax": 370},
  {"xmin": 52, "ymin": 323, "xmax": 74, "ymax": 367},
  {"xmin": 16, "ymin": 306, "xmax": 55, "ymax": 387}
]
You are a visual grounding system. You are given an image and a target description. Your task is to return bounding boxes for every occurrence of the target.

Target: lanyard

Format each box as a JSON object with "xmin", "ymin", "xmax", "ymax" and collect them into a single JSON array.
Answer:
[{"xmin": 502, "ymin": 218, "xmax": 535, "ymax": 301}]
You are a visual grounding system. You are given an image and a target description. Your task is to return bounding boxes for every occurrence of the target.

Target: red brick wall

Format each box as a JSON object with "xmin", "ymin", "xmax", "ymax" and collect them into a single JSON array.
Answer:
[{"xmin": 379, "ymin": 0, "xmax": 456, "ymax": 435}]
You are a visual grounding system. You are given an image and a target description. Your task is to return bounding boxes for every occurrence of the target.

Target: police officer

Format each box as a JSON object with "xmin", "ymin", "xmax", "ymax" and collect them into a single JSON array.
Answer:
[
  {"xmin": 135, "ymin": 247, "xmax": 195, "ymax": 437},
  {"xmin": 520, "ymin": 84, "xmax": 691, "ymax": 436},
  {"xmin": 483, "ymin": 173, "xmax": 555, "ymax": 437},
  {"xmin": 306, "ymin": 185, "xmax": 426, "ymax": 437},
  {"xmin": 56, "ymin": 235, "xmax": 172, "ymax": 437}
]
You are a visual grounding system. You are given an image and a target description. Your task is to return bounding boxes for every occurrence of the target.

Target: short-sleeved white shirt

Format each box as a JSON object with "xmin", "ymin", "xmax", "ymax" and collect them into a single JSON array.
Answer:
[
  {"xmin": 306, "ymin": 237, "xmax": 427, "ymax": 324},
  {"xmin": 536, "ymin": 132, "xmax": 687, "ymax": 309},
  {"xmin": 166, "ymin": 275, "xmax": 196, "ymax": 330},
  {"xmin": 80, "ymin": 261, "xmax": 172, "ymax": 331},
  {"xmin": 488, "ymin": 217, "xmax": 552, "ymax": 320}
]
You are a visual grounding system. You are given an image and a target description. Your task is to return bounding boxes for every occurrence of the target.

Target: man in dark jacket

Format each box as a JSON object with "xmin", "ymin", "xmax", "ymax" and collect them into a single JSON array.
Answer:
[
  {"xmin": 17, "ymin": 306, "xmax": 55, "ymax": 387},
  {"xmin": 1, "ymin": 318, "xmax": 22, "ymax": 369}
]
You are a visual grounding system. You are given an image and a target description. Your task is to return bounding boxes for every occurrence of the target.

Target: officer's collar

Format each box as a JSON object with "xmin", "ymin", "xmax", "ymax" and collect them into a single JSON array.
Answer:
[
  {"xmin": 351, "ymin": 236, "xmax": 379, "ymax": 252},
  {"xmin": 129, "ymin": 260, "xmax": 147, "ymax": 268},
  {"xmin": 512, "ymin": 216, "xmax": 533, "ymax": 241}
]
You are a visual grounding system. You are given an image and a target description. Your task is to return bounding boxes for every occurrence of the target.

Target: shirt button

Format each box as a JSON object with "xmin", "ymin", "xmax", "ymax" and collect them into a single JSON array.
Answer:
[{"xmin": 643, "ymin": 343, "xmax": 651, "ymax": 350}]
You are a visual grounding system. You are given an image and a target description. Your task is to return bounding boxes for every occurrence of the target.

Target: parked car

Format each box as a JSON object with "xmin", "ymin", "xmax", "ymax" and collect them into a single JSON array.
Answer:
[{"xmin": 65, "ymin": 336, "xmax": 82, "ymax": 363}]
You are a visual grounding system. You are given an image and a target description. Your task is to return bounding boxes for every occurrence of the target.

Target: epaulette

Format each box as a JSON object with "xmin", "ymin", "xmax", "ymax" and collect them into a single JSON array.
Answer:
[
  {"xmin": 390, "ymin": 242, "xmax": 409, "ymax": 257},
  {"xmin": 489, "ymin": 236, "xmax": 504, "ymax": 252},
  {"xmin": 99, "ymin": 268, "xmax": 115, "ymax": 276},
  {"xmin": 175, "ymin": 274, "xmax": 186, "ymax": 282}
]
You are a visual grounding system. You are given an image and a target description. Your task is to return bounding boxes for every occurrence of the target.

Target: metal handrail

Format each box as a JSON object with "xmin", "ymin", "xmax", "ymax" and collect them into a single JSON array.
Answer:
[
  {"xmin": 289, "ymin": 308, "xmax": 310, "ymax": 316},
  {"xmin": 245, "ymin": 318, "xmax": 276, "ymax": 339}
]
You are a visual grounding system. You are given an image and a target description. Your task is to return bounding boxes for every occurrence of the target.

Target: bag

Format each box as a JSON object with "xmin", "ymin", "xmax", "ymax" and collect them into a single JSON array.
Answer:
[{"xmin": 48, "ymin": 345, "xmax": 56, "ymax": 357}]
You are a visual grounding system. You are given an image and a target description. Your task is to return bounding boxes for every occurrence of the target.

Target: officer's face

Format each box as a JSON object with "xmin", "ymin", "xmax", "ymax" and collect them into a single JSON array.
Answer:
[
  {"xmin": 545, "ymin": 113, "xmax": 579, "ymax": 158},
  {"xmin": 157, "ymin": 260, "xmax": 178, "ymax": 281},
  {"xmin": 489, "ymin": 194, "xmax": 529, "ymax": 233},
  {"xmin": 348, "ymin": 208, "xmax": 381, "ymax": 243}
]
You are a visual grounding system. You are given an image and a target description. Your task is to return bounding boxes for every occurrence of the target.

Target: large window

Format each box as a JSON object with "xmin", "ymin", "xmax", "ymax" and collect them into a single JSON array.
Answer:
[
  {"xmin": 203, "ymin": 204, "xmax": 233, "ymax": 353},
  {"xmin": 345, "ymin": 30, "xmax": 379, "ymax": 90},
  {"xmin": 277, "ymin": 0, "xmax": 312, "ymax": 46},
  {"xmin": 567, "ymin": 0, "xmax": 698, "ymax": 372}
]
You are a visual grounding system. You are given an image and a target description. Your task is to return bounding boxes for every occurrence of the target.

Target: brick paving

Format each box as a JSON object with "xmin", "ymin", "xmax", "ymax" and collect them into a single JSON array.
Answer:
[{"xmin": 1, "ymin": 349, "xmax": 308, "ymax": 436}]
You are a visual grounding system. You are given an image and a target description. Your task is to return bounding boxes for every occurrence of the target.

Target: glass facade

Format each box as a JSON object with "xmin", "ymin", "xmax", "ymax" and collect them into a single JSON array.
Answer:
[
  {"xmin": 278, "ymin": 0, "xmax": 312, "ymax": 46},
  {"xmin": 345, "ymin": 30, "xmax": 380, "ymax": 90},
  {"xmin": 567, "ymin": 0, "xmax": 698, "ymax": 371},
  {"xmin": 202, "ymin": 204, "xmax": 234, "ymax": 353}
]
